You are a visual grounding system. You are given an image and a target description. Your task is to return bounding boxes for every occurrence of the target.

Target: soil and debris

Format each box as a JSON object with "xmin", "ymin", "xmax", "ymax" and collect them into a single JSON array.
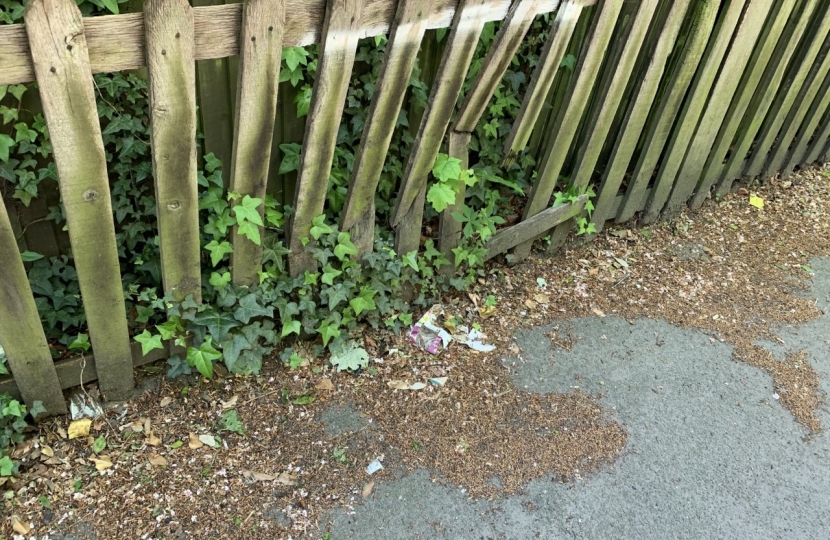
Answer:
[{"xmin": 2, "ymin": 166, "xmax": 829, "ymax": 539}]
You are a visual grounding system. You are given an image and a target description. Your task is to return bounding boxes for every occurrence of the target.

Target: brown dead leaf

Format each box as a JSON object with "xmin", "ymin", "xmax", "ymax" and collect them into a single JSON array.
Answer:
[
  {"xmin": 55, "ymin": 426, "xmax": 68, "ymax": 439},
  {"xmin": 362, "ymin": 481, "xmax": 375, "ymax": 498},
  {"xmin": 11, "ymin": 515, "xmax": 31, "ymax": 535},
  {"xmin": 148, "ymin": 454, "xmax": 167, "ymax": 467},
  {"xmin": 315, "ymin": 378, "xmax": 335, "ymax": 391},
  {"xmin": 534, "ymin": 294, "xmax": 550, "ymax": 305},
  {"xmin": 160, "ymin": 396, "xmax": 173, "ymax": 408},
  {"xmin": 592, "ymin": 308, "xmax": 606, "ymax": 317},
  {"xmin": 147, "ymin": 433, "xmax": 161, "ymax": 446},
  {"xmin": 221, "ymin": 395, "xmax": 238, "ymax": 410},
  {"xmin": 524, "ymin": 299, "xmax": 537, "ymax": 310},
  {"xmin": 41, "ymin": 445, "xmax": 54, "ymax": 458},
  {"xmin": 188, "ymin": 432, "xmax": 204, "ymax": 449},
  {"xmin": 253, "ymin": 472, "xmax": 275, "ymax": 482},
  {"xmin": 365, "ymin": 336, "xmax": 377, "ymax": 348},
  {"xmin": 478, "ymin": 305, "xmax": 496, "ymax": 319},
  {"xmin": 68, "ymin": 419, "xmax": 91, "ymax": 440},
  {"xmin": 276, "ymin": 472, "xmax": 298, "ymax": 485}
]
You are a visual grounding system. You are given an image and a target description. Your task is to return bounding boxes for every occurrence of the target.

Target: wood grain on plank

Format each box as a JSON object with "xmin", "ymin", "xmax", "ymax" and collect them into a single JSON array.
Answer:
[
  {"xmin": 546, "ymin": 0, "xmax": 658, "ymax": 252},
  {"xmin": 288, "ymin": 0, "xmax": 367, "ymax": 277},
  {"xmin": 714, "ymin": 0, "xmax": 820, "ymax": 197},
  {"xmin": 229, "ymin": 0, "xmax": 286, "ymax": 285},
  {"xmin": 502, "ymin": 0, "xmax": 582, "ymax": 164},
  {"xmin": 146, "ymin": 0, "xmax": 202, "ymax": 302},
  {"xmin": 0, "ymin": 0, "xmax": 596, "ymax": 85},
  {"xmin": 590, "ymin": 1, "xmax": 689, "ymax": 231},
  {"xmin": 784, "ymin": 68, "xmax": 830, "ymax": 174},
  {"xmin": 24, "ymin": 0, "xmax": 134, "ymax": 401},
  {"xmin": 669, "ymin": 0, "xmax": 776, "ymax": 210},
  {"xmin": 340, "ymin": 0, "xmax": 439, "ymax": 256},
  {"xmin": 0, "ymin": 202, "xmax": 66, "ymax": 414},
  {"xmin": 742, "ymin": 6, "xmax": 830, "ymax": 179},
  {"xmin": 391, "ymin": 0, "xmax": 492, "ymax": 257},
  {"xmin": 804, "ymin": 89, "xmax": 830, "ymax": 164},
  {"xmin": 692, "ymin": 0, "xmax": 797, "ymax": 202},
  {"xmin": 510, "ymin": 0, "xmax": 624, "ymax": 262},
  {"xmin": 641, "ymin": 0, "xmax": 743, "ymax": 222}
]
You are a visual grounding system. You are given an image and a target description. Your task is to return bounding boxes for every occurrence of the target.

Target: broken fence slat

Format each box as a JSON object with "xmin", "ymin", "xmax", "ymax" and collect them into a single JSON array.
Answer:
[
  {"xmin": 24, "ymin": 0, "xmax": 134, "ymax": 401},
  {"xmin": 230, "ymin": 0, "xmax": 286, "ymax": 286}
]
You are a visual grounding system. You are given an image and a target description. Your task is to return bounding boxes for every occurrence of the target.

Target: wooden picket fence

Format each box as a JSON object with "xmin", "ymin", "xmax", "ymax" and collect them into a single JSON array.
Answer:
[{"xmin": 2, "ymin": 0, "xmax": 830, "ymax": 414}]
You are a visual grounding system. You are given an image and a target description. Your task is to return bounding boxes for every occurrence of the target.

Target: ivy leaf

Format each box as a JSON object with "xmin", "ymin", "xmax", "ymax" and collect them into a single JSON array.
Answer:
[
  {"xmin": 333, "ymin": 231, "xmax": 358, "ymax": 260},
  {"xmin": 204, "ymin": 152, "xmax": 222, "ymax": 173},
  {"xmin": 349, "ymin": 287, "xmax": 377, "ymax": 316},
  {"xmin": 279, "ymin": 143, "xmax": 301, "ymax": 174},
  {"xmin": 309, "ymin": 214, "xmax": 333, "ymax": 240},
  {"xmin": 427, "ymin": 182, "xmax": 456, "ymax": 213},
  {"xmin": 101, "ymin": 0, "xmax": 119, "ymax": 14},
  {"xmin": 156, "ymin": 317, "xmax": 183, "ymax": 340},
  {"xmin": 401, "ymin": 251, "xmax": 419, "ymax": 272},
  {"xmin": 322, "ymin": 284, "xmax": 350, "ymax": 310},
  {"xmin": 233, "ymin": 294, "xmax": 274, "ymax": 324},
  {"xmin": 233, "ymin": 195, "xmax": 264, "ymax": 226},
  {"xmin": 221, "ymin": 333, "xmax": 252, "ymax": 373},
  {"xmin": 135, "ymin": 330, "xmax": 164, "ymax": 356},
  {"xmin": 560, "ymin": 53, "xmax": 577, "ymax": 70},
  {"xmin": 166, "ymin": 354, "xmax": 192, "ymax": 379},
  {"xmin": 432, "ymin": 153, "xmax": 462, "ymax": 182},
  {"xmin": 209, "ymin": 271, "xmax": 231, "ymax": 289},
  {"xmin": 329, "ymin": 340, "xmax": 369, "ymax": 372},
  {"xmin": 186, "ymin": 338, "xmax": 222, "ymax": 379},
  {"xmin": 281, "ymin": 319, "xmax": 301, "ymax": 338},
  {"xmin": 0, "ymin": 455, "xmax": 15, "ymax": 477},
  {"xmin": 316, "ymin": 318, "xmax": 341, "ymax": 347},
  {"xmin": 0, "ymin": 134, "xmax": 13, "ymax": 163},
  {"xmin": 135, "ymin": 305, "xmax": 155, "ymax": 324},
  {"xmin": 283, "ymin": 46, "xmax": 310, "ymax": 71},
  {"xmin": 19, "ymin": 250, "xmax": 44, "ymax": 262},
  {"xmin": 321, "ymin": 263, "xmax": 342, "ymax": 285},
  {"xmin": 68, "ymin": 334, "xmax": 90, "ymax": 352},
  {"xmin": 237, "ymin": 221, "xmax": 262, "ymax": 246},
  {"xmin": 304, "ymin": 271, "xmax": 319, "ymax": 286},
  {"xmin": 192, "ymin": 310, "xmax": 239, "ymax": 342},
  {"xmin": 205, "ymin": 240, "xmax": 233, "ymax": 267}
]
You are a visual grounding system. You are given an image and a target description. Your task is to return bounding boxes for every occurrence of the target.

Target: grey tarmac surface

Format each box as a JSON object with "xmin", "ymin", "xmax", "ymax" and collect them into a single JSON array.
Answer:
[{"xmin": 325, "ymin": 258, "xmax": 830, "ymax": 540}]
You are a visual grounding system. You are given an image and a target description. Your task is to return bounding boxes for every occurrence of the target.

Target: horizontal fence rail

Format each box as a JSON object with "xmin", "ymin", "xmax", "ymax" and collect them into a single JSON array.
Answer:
[{"xmin": 3, "ymin": 0, "xmax": 830, "ymax": 412}]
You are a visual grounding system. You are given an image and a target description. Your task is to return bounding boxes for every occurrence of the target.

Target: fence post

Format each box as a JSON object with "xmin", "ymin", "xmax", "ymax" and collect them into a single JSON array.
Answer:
[
  {"xmin": 24, "ymin": 0, "xmax": 134, "ymax": 401},
  {"xmin": 0, "ymin": 203, "xmax": 66, "ymax": 415},
  {"xmin": 145, "ymin": 0, "xmax": 202, "ymax": 302},
  {"xmin": 229, "ymin": 0, "xmax": 286, "ymax": 286}
]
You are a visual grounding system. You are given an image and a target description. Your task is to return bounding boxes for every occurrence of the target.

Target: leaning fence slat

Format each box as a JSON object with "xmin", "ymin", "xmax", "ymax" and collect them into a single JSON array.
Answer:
[
  {"xmin": 616, "ymin": 1, "xmax": 719, "ymax": 224},
  {"xmin": 454, "ymin": 0, "xmax": 542, "ymax": 133},
  {"xmin": 783, "ymin": 68, "xmax": 830, "ymax": 175},
  {"xmin": 145, "ymin": 0, "xmax": 202, "ymax": 302},
  {"xmin": 742, "ymin": 8, "xmax": 830, "ymax": 180},
  {"xmin": 390, "ymin": 0, "xmax": 492, "ymax": 257},
  {"xmin": 340, "ymin": 0, "xmax": 438, "ymax": 255},
  {"xmin": 546, "ymin": 0, "xmax": 658, "ymax": 252},
  {"xmin": 668, "ymin": 0, "xmax": 775, "ymax": 210},
  {"xmin": 288, "ymin": 0, "xmax": 366, "ymax": 276},
  {"xmin": 502, "ymin": 0, "xmax": 582, "ymax": 165},
  {"xmin": 763, "ymin": 34, "xmax": 830, "ymax": 178},
  {"xmin": 0, "ymin": 204, "xmax": 65, "ymax": 415},
  {"xmin": 510, "ymin": 0, "xmax": 624, "ymax": 262},
  {"xmin": 590, "ymin": 1, "xmax": 689, "ymax": 231},
  {"xmin": 713, "ymin": 0, "xmax": 820, "ymax": 197},
  {"xmin": 438, "ymin": 132, "xmax": 471, "ymax": 273},
  {"xmin": 804, "ymin": 93, "xmax": 830, "ymax": 165},
  {"xmin": 693, "ymin": 0, "xmax": 797, "ymax": 202},
  {"xmin": 484, "ymin": 196, "xmax": 585, "ymax": 261},
  {"xmin": 645, "ymin": 0, "xmax": 747, "ymax": 221},
  {"xmin": 24, "ymin": 0, "xmax": 134, "ymax": 401},
  {"xmin": 229, "ymin": 0, "xmax": 286, "ymax": 286}
]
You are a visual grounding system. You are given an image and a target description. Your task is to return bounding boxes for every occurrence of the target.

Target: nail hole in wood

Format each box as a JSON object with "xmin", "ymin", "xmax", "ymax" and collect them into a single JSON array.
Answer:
[
  {"xmin": 50, "ymin": 66, "xmax": 56, "ymax": 74},
  {"xmin": 162, "ymin": 50, "xmax": 167, "ymax": 56},
  {"xmin": 251, "ymin": 36, "xmax": 256, "ymax": 42},
  {"xmin": 268, "ymin": 26, "xmax": 274, "ymax": 31},
  {"xmin": 66, "ymin": 44, "xmax": 73, "ymax": 51},
  {"xmin": 175, "ymin": 32, "xmax": 181, "ymax": 38}
]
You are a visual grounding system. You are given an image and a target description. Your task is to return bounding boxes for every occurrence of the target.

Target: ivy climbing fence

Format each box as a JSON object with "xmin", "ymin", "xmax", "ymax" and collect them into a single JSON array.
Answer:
[{"xmin": 3, "ymin": 0, "xmax": 830, "ymax": 414}]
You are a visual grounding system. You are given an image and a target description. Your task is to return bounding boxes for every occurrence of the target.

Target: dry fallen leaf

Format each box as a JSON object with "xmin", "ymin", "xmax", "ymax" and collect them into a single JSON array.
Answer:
[
  {"xmin": 147, "ymin": 433, "xmax": 161, "ymax": 446},
  {"xmin": 221, "ymin": 395, "xmax": 238, "ymax": 409},
  {"xmin": 148, "ymin": 454, "xmax": 167, "ymax": 467},
  {"xmin": 188, "ymin": 432, "xmax": 204, "ymax": 449},
  {"xmin": 592, "ymin": 308, "xmax": 606, "ymax": 317},
  {"xmin": 90, "ymin": 457, "xmax": 113, "ymax": 471},
  {"xmin": 253, "ymin": 472, "xmax": 275, "ymax": 482},
  {"xmin": 276, "ymin": 472, "xmax": 298, "ymax": 485},
  {"xmin": 524, "ymin": 299, "xmax": 537, "ymax": 310},
  {"xmin": 478, "ymin": 305, "xmax": 496, "ymax": 319},
  {"xmin": 362, "ymin": 480, "xmax": 375, "ymax": 498},
  {"xmin": 315, "ymin": 378, "xmax": 335, "ymax": 391},
  {"xmin": 534, "ymin": 294, "xmax": 550, "ymax": 305},
  {"xmin": 68, "ymin": 419, "xmax": 91, "ymax": 440},
  {"xmin": 11, "ymin": 515, "xmax": 31, "ymax": 535},
  {"xmin": 41, "ymin": 445, "xmax": 54, "ymax": 458},
  {"xmin": 160, "ymin": 396, "xmax": 173, "ymax": 408},
  {"xmin": 387, "ymin": 380, "xmax": 410, "ymax": 390},
  {"xmin": 199, "ymin": 434, "xmax": 218, "ymax": 448}
]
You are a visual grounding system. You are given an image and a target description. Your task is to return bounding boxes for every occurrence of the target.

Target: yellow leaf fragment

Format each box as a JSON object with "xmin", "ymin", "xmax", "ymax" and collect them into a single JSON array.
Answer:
[
  {"xmin": 188, "ymin": 432, "xmax": 204, "ymax": 449},
  {"xmin": 90, "ymin": 457, "xmax": 113, "ymax": 471},
  {"xmin": 68, "ymin": 419, "xmax": 91, "ymax": 440},
  {"xmin": 749, "ymin": 194, "xmax": 764, "ymax": 209},
  {"xmin": 11, "ymin": 515, "xmax": 31, "ymax": 534},
  {"xmin": 149, "ymin": 454, "xmax": 167, "ymax": 467}
]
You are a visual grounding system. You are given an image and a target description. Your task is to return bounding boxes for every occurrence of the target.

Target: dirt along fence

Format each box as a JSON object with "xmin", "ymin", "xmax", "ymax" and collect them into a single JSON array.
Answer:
[{"xmin": 2, "ymin": 0, "xmax": 830, "ymax": 414}]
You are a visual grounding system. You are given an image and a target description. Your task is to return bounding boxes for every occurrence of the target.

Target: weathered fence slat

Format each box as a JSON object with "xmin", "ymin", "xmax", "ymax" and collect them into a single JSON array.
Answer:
[
  {"xmin": 510, "ymin": 0, "xmax": 624, "ymax": 262},
  {"xmin": 229, "ymin": 0, "xmax": 286, "ymax": 286},
  {"xmin": 671, "ymin": 0, "xmax": 775, "ymax": 210},
  {"xmin": 454, "ymin": 0, "xmax": 542, "ymax": 133},
  {"xmin": 590, "ymin": 1, "xmax": 689, "ymax": 231},
  {"xmin": 743, "ymin": 6, "xmax": 830, "ymax": 179},
  {"xmin": 764, "ymin": 32, "xmax": 830, "ymax": 178},
  {"xmin": 24, "ymin": 0, "xmax": 134, "ymax": 401},
  {"xmin": 0, "ymin": 203, "xmax": 65, "ymax": 414},
  {"xmin": 438, "ymin": 132, "xmax": 471, "ymax": 272},
  {"xmin": 485, "ymin": 196, "xmax": 586, "ymax": 261},
  {"xmin": 714, "ymin": 0, "xmax": 820, "ymax": 197},
  {"xmin": 390, "ymin": 0, "xmax": 491, "ymax": 257},
  {"xmin": 502, "ymin": 0, "xmax": 582, "ymax": 165},
  {"xmin": 546, "ymin": 0, "xmax": 658, "ymax": 252},
  {"xmin": 145, "ymin": 0, "xmax": 202, "ymax": 302},
  {"xmin": 646, "ymin": 0, "xmax": 747, "ymax": 221},
  {"xmin": 340, "ymin": 0, "xmax": 438, "ymax": 256},
  {"xmin": 288, "ymin": 0, "xmax": 366, "ymax": 276},
  {"xmin": 804, "ymin": 92, "xmax": 830, "ymax": 164},
  {"xmin": 617, "ymin": 1, "xmax": 719, "ymax": 224},
  {"xmin": 784, "ymin": 68, "xmax": 830, "ymax": 175},
  {"xmin": 693, "ymin": 0, "xmax": 797, "ymax": 203}
]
